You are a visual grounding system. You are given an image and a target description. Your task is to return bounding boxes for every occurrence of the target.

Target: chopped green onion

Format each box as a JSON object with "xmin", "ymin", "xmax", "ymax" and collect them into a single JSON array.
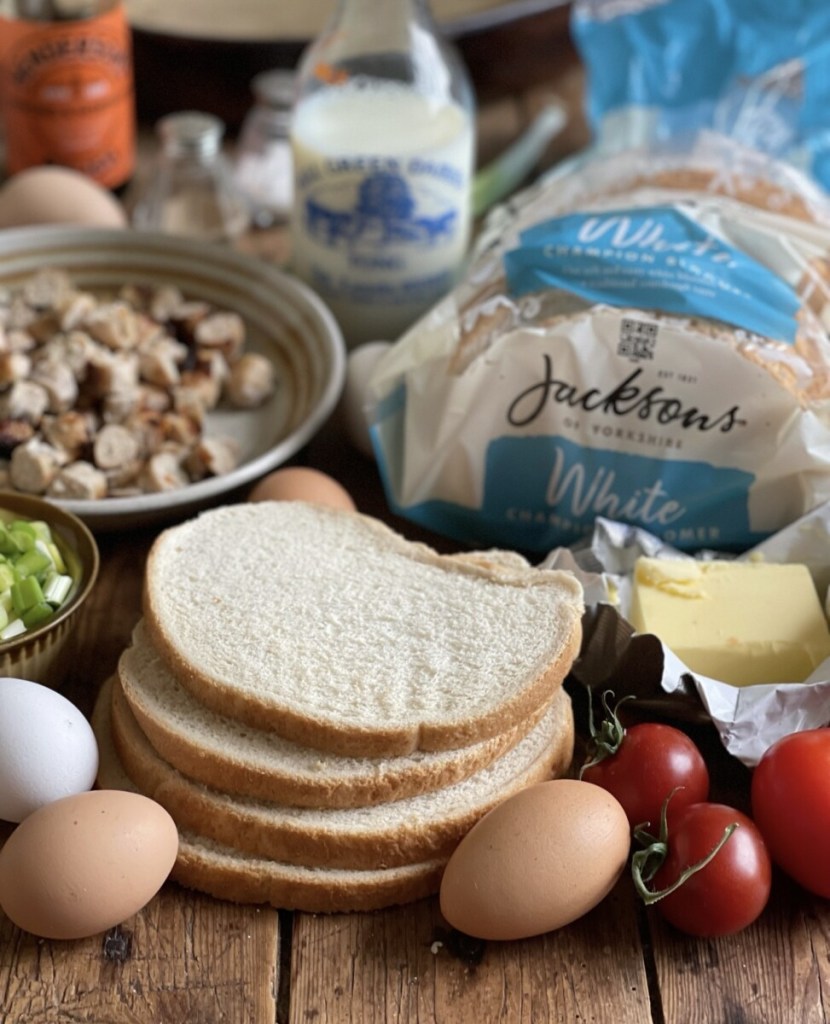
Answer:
[
  {"xmin": 0, "ymin": 511, "xmax": 78, "ymax": 642},
  {"xmin": 12, "ymin": 575, "xmax": 45, "ymax": 616},
  {"xmin": 14, "ymin": 547, "xmax": 51, "ymax": 579},
  {"xmin": 0, "ymin": 618, "xmax": 26, "ymax": 640},
  {"xmin": 44, "ymin": 540, "xmax": 66, "ymax": 574},
  {"xmin": 472, "ymin": 98, "xmax": 567, "ymax": 217},
  {"xmin": 29, "ymin": 520, "xmax": 52, "ymax": 542},
  {"xmin": 9, "ymin": 526, "xmax": 36, "ymax": 553},
  {"xmin": 22, "ymin": 601, "xmax": 55, "ymax": 628},
  {"xmin": 0, "ymin": 563, "xmax": 14, "ymax": 591},
  {"xmin": 43, "ymin": 572, "xmax": 72, "ymax": 607}
]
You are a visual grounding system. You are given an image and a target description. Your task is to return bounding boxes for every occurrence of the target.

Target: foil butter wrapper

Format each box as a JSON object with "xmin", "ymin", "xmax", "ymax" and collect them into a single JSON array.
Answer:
[{"xmin": 543, "ymin": 512, "xmax": 830, "ymax": 767}]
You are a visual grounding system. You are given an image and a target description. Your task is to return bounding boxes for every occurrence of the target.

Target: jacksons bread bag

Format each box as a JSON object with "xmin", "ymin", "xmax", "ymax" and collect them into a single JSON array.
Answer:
[{"xmin": 366, "ymin": 136, "xmax": 830, "ymax": 554}]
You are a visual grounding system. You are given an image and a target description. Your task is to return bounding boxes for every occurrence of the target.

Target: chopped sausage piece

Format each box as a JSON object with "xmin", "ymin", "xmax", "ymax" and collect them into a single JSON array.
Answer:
[
  {"xmin": 93, "ymin": 422, "xmax": 142, "ymax": 470},
  {"xmin": 160, "ymin": 411, "xmax": 201, "ymax": 448},
  {"xmin": 148, "ymin": 285, "xmax": 185, "ymax": 323},
  {"xmin": 5, "ymin": 296, "xmax": 37, "ymax": 331},
  {"xmin": 194, "ymin": 347, "xmax": 230, "ymax": 384},
  {"xmin": 100, "ymin": 385, "xmax": 140, "ymax": 424},
  {"xmin": 59, "ymin": 330, "xmax": 98, "ymax": 378},
  {"xmin": 138, "ymin": 336, "xmax": 188, "ymax": 389},
  {"xmin": 59, "ymin": 291, "xmax": 98, "ymax": 331},
  {"xmin": 10, "ymin": 438, "xmax": 68, "ymax": 494},
  {"xmin": 84, "ymin": 348, "xmax": 140, "ymax": 399},
  {"xmin": 184, "ymin": 436, "xmax": 239, "ymax": 480},
  {"xmin": 140, "ymin": 450, "xmax": 190, "ymax": 492},
  {"xmin": 177, "ymin": 367, "xmax": 223, "ymax": 413},
  {"xmin": 168, "ymin": 301, "xmax": 212, "ymax": 344},
  {"xmin": 25, "ymin": 311, "xmax": 63, "ymax": 345},
  {"xmin": 194, "ymin": 311, "xmax": 246, "ymax": 361},
  {"xmin": 4, "ymin": 329, "xmax": 36, "ymax": 353},
  {"xmin": 41, "ymin": 410, "xmax": 97, "ymax": 458},
  {"xmin": 30, "ymin": 357, "xmax": 79, "ymax": 413},
  {"xmin": 136, "ymin": 383, "xmax": 174, "ymax": 414},
  {"xmin": 171, "ymin": 385, "xmax": 207, "ymax": 426},
  {"xmin": 22, "ymin": 269, "xmax": 72, "ymax": 310},
  {"xmin": 135, "ymin": 312, "xmax": 167, "ymax": 347},
  {"xmin": 0, "ymin": 418, "xmax": 35, "ymax": 457},
  {"xmin": 83, "ymin": 301, "xmax": 141, "ymax": 351},
  {"xmin": 118, "ymin": 283, "xmax": 153, "ymax": 310},
  {"xmin": 104, "ymin": 458, "xmax": 143, "ymax": 490},
  {"xmin": 122, "ymin": 409, "xmax": 165, "ymax": 457},
  {"xmin": 0, "ymin": 380, "xmax": 50, "ymax": 424},
  {"xmin": 47, "ymin": 460, "xmax": 108, "ymax": 500},
  {"xmin": 0, "ymin": 351, "xmax": 32, "ymax": 386},
  {"xmin": 225, "ymin": 352, "xmax": 276, "ymax": 409}
]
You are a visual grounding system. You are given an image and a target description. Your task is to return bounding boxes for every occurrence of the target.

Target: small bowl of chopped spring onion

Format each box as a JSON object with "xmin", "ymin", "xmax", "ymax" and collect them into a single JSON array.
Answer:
[{"xmin": 0, "ymin": 492, "xmax": 99, "ymax": 690}]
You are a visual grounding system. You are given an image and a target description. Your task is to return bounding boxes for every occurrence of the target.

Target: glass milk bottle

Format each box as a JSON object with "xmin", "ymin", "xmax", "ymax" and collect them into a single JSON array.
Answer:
[{"xmin": 289, "ymin": 0, "xmax": 476, "ymax": 348}]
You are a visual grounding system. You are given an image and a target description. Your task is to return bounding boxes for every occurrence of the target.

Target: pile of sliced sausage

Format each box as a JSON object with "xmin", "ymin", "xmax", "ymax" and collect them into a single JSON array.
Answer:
[{"xmin": 0, "ymin": 269, "xmax": 276, "ymax": 500}]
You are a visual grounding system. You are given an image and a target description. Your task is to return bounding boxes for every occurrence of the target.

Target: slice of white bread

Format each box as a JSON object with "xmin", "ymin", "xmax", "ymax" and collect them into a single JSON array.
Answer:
[
  {"xmin": 92, "ymin": 691, "xmax": 445, "ymax": 913},
  {"xmin": 102, "ymin": 676, "xmax": 574, "ymax": 870},
  {"xmin": 119, "ymin": 619, "xmax": 552, "ymax": 808},
  {"xmin": 142, "ymin": 502, "xmax": 584, "ymax": 758}
]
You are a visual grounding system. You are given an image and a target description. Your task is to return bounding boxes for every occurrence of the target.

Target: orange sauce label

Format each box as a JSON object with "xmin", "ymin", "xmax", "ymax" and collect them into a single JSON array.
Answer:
[
  {"xmin": 0, "ymin": 4, "xmax": 135, "ymax": 189},
  {"xmin": 313, "ymin": 61, "xmax": 350, "ymax": 86}
]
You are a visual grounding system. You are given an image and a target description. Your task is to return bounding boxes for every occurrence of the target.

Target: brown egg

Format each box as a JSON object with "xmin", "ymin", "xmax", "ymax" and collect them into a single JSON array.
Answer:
[
  {"xmin": 439, "ymin": 779, "xmax": 630, "ymax": 941},
  {"xmin": 0, "ymin": 789, "xmax": 178, "ymax": 940},
  {"xmin": 0, "ymin": 166, "xmax": 128, "ymax": 229},
  {"xmin": 248, "ymin": 467, "xmax": 356, "ymax": 511}
]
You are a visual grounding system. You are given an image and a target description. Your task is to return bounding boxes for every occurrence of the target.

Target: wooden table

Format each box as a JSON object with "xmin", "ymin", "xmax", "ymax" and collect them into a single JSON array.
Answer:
[
  {"xmin": 1, "ymin": 30, "xmax": 829, "ymax": 1022},
  {"xmin": 0, "ymin": 420, "xmax": 828, "ymax": 1024}
]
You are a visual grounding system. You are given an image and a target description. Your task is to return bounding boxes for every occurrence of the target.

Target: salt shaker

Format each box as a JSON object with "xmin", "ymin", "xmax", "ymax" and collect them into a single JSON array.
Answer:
[
  {"xmin": 234, "ymin": 69, "xmax": 296, "ymax": 228},
  {"xmin": 130, "ymin": 111, "xmax": 251, "ymax": 243}
]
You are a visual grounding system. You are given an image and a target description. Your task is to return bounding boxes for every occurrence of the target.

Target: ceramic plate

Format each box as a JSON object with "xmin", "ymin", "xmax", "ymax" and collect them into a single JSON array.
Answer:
[
  {"xmin": 0, "ymin": 226, "xmax": 346, "ymax": 532},
  {"xmin": 125, "ymin": 0, "xmax": 563, "ymax": 41}
]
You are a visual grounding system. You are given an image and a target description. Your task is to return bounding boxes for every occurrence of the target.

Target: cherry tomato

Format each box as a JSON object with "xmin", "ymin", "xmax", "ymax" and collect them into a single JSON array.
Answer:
[
  {"xmin": 648, "ymin": 803, "xmax": 772, "ymax": 938},
  {"xmin": 582, "ymin": 720, "xmax": 710, "ymax": 830},
  {"xmin": 751, "ymin": 728, "xmax": 830, "ymax": 898}
]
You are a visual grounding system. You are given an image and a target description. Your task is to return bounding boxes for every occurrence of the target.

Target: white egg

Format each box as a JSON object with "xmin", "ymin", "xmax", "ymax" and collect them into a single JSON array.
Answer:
[
  {"xmin": 339, "ymin": 341, "xmax": 392, "ymax": 458},
  {"xmin": 0, "ymin": 677, "xmax": 99, "ymax": 822}
]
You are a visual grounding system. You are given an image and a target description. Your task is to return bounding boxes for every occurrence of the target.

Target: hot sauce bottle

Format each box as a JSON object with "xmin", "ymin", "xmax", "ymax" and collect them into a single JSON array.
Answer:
[{"xmin": 0, "ymin": 0, "xmax": 136, "ymax": 190}]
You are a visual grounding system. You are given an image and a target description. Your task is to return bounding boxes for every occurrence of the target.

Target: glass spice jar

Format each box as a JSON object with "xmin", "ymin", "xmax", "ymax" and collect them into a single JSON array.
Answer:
[
  {"xmin": 130, "ymin": 110, "xmax": 251, "ymax": 244},
  {"xmin": 234, "ymin": 68, "xmax": 296, "ymax": 228}
]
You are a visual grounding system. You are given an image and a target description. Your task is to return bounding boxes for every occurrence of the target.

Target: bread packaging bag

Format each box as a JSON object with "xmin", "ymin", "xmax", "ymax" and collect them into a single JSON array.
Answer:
[{"xmin": 366, "ymin": 134, "xmax": 830, "ymax": 555}]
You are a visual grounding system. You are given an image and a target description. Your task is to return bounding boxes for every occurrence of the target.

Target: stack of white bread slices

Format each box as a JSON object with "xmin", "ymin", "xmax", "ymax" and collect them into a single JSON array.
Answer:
[{"xmin": 92, "ymin": 501, "xmax": 584, "ymax": 913}]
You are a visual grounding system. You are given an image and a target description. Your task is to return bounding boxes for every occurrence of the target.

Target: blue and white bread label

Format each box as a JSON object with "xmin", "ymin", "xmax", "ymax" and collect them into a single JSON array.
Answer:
[{"xmin": 503, "ymin": 205, "xmax": 801, "ymax": 343}]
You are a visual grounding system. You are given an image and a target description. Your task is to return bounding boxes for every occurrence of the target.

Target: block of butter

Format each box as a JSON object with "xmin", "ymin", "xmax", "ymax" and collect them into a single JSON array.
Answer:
[{"xmin": 629, "ymin": 558, "xmax": 830, "ymax": 686}]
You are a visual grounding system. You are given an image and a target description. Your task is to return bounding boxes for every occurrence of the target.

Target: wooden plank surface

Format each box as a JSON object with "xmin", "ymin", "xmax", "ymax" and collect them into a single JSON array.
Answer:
[
  {"xmin": 650, "ymin": 876, "xmax": 830, "ymax": 1024},
  {"xmin": 289, "ymin": 879, "xmax": 651, "ymax": 1024},
  {"xmin": 0, "ymin": 886, "xmax": 280, "ymax": 1024}
]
